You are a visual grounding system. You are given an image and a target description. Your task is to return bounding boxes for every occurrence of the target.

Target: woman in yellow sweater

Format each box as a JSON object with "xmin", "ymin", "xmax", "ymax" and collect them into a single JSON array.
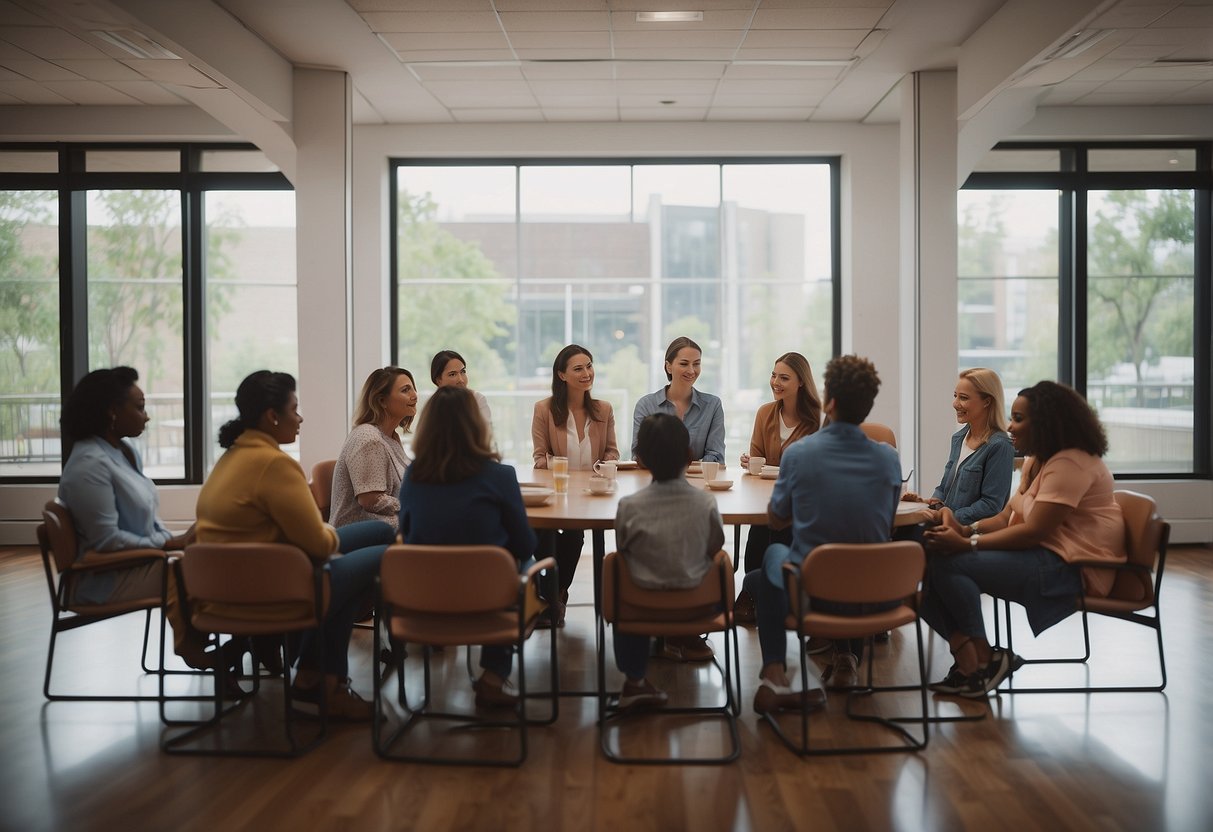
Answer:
[{"xmin": 195, "ymin": 371, "xmax": 394, "ymax": 720}]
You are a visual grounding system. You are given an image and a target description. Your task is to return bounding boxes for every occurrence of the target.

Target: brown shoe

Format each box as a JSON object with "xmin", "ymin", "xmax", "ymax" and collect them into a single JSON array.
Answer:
[
  {"xmin": 825, "ymin": 651, "xmax": 860, "ymax": 691},
  {"xmin": 618, "ymin": 678, "xmax": 668, "ymax": 710},
  {"xmin": 657, "ymin": 635, "xmax": 714, "ymax": 663},
  {"xmin": 733, "ymin": 590, "xmax": 756, "ymax": 625},
  {"xmin": 753, "ymin": 679, "xmax": 826, "ymax": 714},
  {"xmin": 292, "ymin": 673, "xmax": 373, "ymax": 722},
  {"xmin": 473, "ymin": 676, "xmax": 519, "ymax": 710}
]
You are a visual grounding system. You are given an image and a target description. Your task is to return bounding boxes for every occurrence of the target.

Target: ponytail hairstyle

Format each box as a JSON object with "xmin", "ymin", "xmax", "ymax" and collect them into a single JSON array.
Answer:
[
  {"xmin": 218, "ymin": 370, "xmax": 296, "ymax": 449},
  {"xmin": 60, "ymin": 366, "xmax": 140, "ymax": 457}
]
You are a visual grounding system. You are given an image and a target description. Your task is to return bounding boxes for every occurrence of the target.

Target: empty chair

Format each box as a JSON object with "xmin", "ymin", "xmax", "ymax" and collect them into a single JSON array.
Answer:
[
  {"xmin": 373, "ymin": 544, "xmax": 557, "ymax": 766},
  {"xmin": 161, "ymin": 542, "xmax": 330, "ymax": 757},
  {"xmin": 598, "ymin": 549, "xmax": 741, "ymax": 765},
  {"xmin": 858, "ymin": 422, "xmax": 897, "ymax": 447},
  {"xmin": 763, "ymin": 540, "xmax": 930, "ymax": 756},
  {"xmin": 994, "ymin": 490, "xmax": 1170, "ymax": 693},
  {"xmin": 308, "ymin": 459, "xmax": 338, "ymax": 522}
]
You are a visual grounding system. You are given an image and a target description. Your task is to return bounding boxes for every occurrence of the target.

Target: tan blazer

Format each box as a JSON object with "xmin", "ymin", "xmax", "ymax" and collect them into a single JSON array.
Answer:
[
  {"xmin": 532, "ymin": 398, "xmax": 619, "ymax": 468},
  {"xmin": 748, "ymin": 400, "xmax": 817, "ymax": 466}
]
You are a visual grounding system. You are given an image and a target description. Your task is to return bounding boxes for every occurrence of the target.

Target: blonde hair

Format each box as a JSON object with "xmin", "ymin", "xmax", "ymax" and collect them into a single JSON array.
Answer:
[
  {"xmin": 959, "ymin": 368, "xmax": 1007, "ymax": 434},
  {"xmin": 353, "ymin": 367, "xmax": 416, "ymax": 432}
]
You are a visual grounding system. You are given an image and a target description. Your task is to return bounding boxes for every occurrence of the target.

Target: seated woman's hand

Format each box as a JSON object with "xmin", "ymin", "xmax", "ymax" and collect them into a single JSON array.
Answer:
[
  {"xmin": 922, "ymin": 523, "xmax": 968, "ymax": 554},
  {"xmin": 913, "ymin": 507, "xmax": 941, "ymax": 525},
  {"xmin": 740, "ymin": 452, "xmax": 750, "ymax": 467},
  {"xmin": 901, "ymin": 490, "xmax": 922, "ymax": 502}
]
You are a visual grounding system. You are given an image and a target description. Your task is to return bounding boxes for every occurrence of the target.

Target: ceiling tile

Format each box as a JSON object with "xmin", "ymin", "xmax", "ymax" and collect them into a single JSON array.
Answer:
[
  {"xmin": 1073, "ymin": 91, "xmax": 1172, "ymax": 105},
  {"xmin": 1097, "ymin": 78, "xmax": 1204, "ymax": 94},
  {"xmin": 41, "ymin": 80, "xmax": 141, "ymax": 104},
  {"xmin": 734, "ymin": 46, "xmax": 856, "ymax": 61},
  {"xmin": 528, "ymin": 79, "xmax": 617, "ymax": 95},
  {"xmin": 609, "ymin": 10, "xmax": 756, "ymax": 31},
  {"xmin": 612, "ymin": 30, "xmax": 744, "ymax": 49},
  {"xmin": 1120, "ymin": 64, "xmax": 1213, "ymax": 82},
  {"xmin": 1, "ymin": 58, "xmax": 81, "ymax": 81},
  {"xmin": 0, "ymin": 78, "xmax": 73, "ymax": 103},
  {"xmin": 424, "ymin": 83, "xmax": 538, "ymax": 107},
  {"xmin": 742, "ymin": 29, "xmax": 867, "ymax": 49},
  {"xmin": 47, "ymin": 58, "xmax": 144, "ymax": 81},
  {"xmin": 120, "ymin": 60, "xmax": 224, "ymax": 87},
  {"xmin": 1154, "ymin": 6, "xmax": 1213, "ymax": 26},
  {"xmin": 105, "ymin": 79, "xmax": 188, "ymax": 105},
  {"xmin": 508, "ymin": 30, "xmax": 609, "ymax": 48},
  {"xmin": 619, "ymin": 106, "xmax": 707, "ymax": 120},
  {"xmin": 716, "ymin": 78, "xmax": 837, "ymax": 96},
  {"xmin": 347, "ymin": 1, "xmax": 493, "ymax": 10},
  {"xmin": 1127, "ymin": 27, "xmax": 1213, "ymax": 47},
  {"xmin": 0, "ymin": 41, "xmax": 33, "ymax": 61},
  {"xmin": 391, "ymin": 48, "xmax": 517, "ymax": 61},
  {"xmin": 521, "ymin": 61, "xmax": 615, "ymax": 79},
  {"xmin": 540, "ymin": 107, "xmax": 618, "ymax": 121},
  {"xmin": 533, "ymin": 93, "xmax": 619, "ymax": 106},
  {"xmin": 361, "ymin": 12, "xmax": 503, "ymax": 32},
  {"xmin": 1089, "ymin": 7, "xmax": 1170, "ymax": 28},
  {"xmin": 0, "ymin": 0, "xmax": 48, "ymax": 26},
  {"xmin": 707, "ymin": 107, "xmax": 813, "ymax": 121},
  {"xmin": 450, "ymin": 107, "xmax": 545, "ymax": 121},
  {"xmin": 609, "ymin": 0, "xmax": 759, "ymax": 9},
  {"xmin": 723, "ymin": 64, "xmax": 845, "ymax": 80},
  {"xmin": 613, "ymin": 61, "xmax": 726, "ymax": 79},
  {"xmin": 615, "ymin": 78, "xmax": 718, "ymax": 94},
  {"xmin": 496, "ymin": 0, "xmax": 607, "ymax": 9},
  {"xmin": 613, "ymin": 47, "xmax": 736, "ymax": 59},
  {"xmin": 0, "ymin": 26, "xmax": 108, "ymax": 59},
  {"xmin": 1104, "ymin": 44, "xmax": 1183, "ymax": 60},
  {"xmin": 711, "ymin": 92, "xmax": 826, "ymax": 107},
  {"xmin": 1162, "ymin": 80, "xmax": 1213, "ymax": 104},
  {"xmin": 0, "ymin": 90, "xmax": 22, "ymax": 103},
  {"xmin": 382, "ymin": 32, "xmax": 510, "ymax": 50},
  {"xmin": 750, "ymin": 8, "xmax": 886, "ymax": 30},
  {"xmin": 498, "ymin": 11, "xmax": 611, "ymax": 31},
  {"xmin": 513, "ymin": 47, "xmax": 613, "ymax": 58},
  {"xmin": 1037, "ymin": 81, "xmax": 1104, "ymax": 105},
  {"xmin": 618, "ymin": 93, "xmax": 713, "ymax": 106},
  {"xmin": 411, "ymin": 63, "xmax": 526, "ymax": 80},
  {"xmin": 1068, "ymin": 59, "xmax": 1142, "ymax": 82}
]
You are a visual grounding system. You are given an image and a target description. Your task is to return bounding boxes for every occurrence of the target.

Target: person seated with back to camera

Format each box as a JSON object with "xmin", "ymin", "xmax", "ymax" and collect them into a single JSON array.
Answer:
[{"xmin": 612, "ymin": 412, "xmax": 726, "ymax": 709}]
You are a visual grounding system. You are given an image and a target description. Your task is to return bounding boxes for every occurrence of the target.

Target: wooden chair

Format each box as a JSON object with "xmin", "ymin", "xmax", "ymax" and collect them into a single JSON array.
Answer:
[
  {"xmin": 994, "ymin": 490, "xmax": 1170, "ymax": 693},
  {"xmin": 161, "ymin": 543, "xmax": 331, "ymax": 757},
  {"xmin": 373, "ymin": 544, "xmax": 558, "ymax": 766},
  {"xmin": 39, "ymin": 499, "xmax": 171, "ymax": 702},
  {"xmin": 859, "ymin": 422, "xmax": 898, "ymax": 447},
  {"xmin": 763, "ymin": 541, "xmax": 930, "ymax": 756},
  {"xmin": 598, "ymin": 550, "xmax": 741, "ymax": 765},
  {"xmin": 308, "ymin": 459, "xmax": 338, "ymax": 522}
]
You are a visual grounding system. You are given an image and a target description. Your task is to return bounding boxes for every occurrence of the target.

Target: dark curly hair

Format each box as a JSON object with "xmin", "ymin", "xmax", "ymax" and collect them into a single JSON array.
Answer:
[
  {"xmin": 60, "ymin": 366, "xmax": 140, "ymax": 456},
  {"xmin": 823, "ymin": 354, "xmax": 880, "ymax": 424},
  {"xmin": 218, "ymin": 370, "xmax": 297, "ymax": 449},
  {"xmin": 1016, "ymin": 381, "xmax": 1108, "ymax": 461}
]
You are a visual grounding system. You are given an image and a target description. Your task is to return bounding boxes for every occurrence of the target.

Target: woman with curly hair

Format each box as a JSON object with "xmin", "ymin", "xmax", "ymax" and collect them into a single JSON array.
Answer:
[
  {"xmin": 921, "ymin": 380, "xmax": 1126, "ymax": 699},
  {"xmin": 330, "ymin": 366, "xmax": 419, "ymax": 530}
]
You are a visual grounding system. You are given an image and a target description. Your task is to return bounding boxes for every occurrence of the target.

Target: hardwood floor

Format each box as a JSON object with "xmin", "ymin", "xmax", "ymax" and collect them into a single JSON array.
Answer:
[{"xmin": 2, "ymin": 543, "xmax": 1211, "ymax": 832}]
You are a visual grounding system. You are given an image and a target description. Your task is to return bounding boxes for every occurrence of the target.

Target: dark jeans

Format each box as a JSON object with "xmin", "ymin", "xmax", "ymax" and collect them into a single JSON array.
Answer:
[
  {"xmin": 537, "ymin": 528, "xmax": 584, "ymax": 595},
  {"xmin": 613, "ymin": 633, "xmax": 650, "ymax": 681},
  {"xmin": 743, "ymin": 523, "xmax": 793, "ymax": 574},
  {"xmin": 298, "ymin": 520, "xmax": 394, "ymax": 678}
]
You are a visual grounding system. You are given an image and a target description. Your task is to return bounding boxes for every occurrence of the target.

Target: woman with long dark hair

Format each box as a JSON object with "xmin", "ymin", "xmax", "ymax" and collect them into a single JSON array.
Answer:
[
  {"xmin": 920, "ymin": 380, "xmax": 1126, "ymax": 698},
  {"xmin": 530, "ymin": 344, "xmax": 619, "ymax": 623},
  {"xmin": 330, "ymin": 366, "xmax": 418, "ymax": 530},
  {"xmin": 430, "ymin": 349, "xmax": 493, "ymax": 438},
  {"xmin": 196, "ymin": 370, "xmax": 395, "ymax": 720},
  {"xmin": 399, "ymin": 386, "xmax": 537, "ymax": 708}
]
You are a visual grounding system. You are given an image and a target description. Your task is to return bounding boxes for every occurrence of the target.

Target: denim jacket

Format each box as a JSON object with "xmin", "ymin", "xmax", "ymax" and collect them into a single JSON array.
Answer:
[{"xmin": 931, "ymin": 427, "xmax": 1013, "ymax": 526}]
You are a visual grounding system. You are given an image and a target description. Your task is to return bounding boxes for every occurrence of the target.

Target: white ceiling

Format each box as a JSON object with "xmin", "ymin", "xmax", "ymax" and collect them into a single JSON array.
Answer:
[{"xmin": 0, "ymin": 0, "xmax": 1211, "ymax": 125}]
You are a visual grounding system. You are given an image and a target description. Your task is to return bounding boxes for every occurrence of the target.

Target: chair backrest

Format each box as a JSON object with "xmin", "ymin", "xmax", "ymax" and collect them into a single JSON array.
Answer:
[
  {"xmin": 1109, "ymin": 490, "xmax": 1167, "ymax": 603},
  {"xmin": 380, "ymin": 544, "xmax": 519, "ymax": 614},
  {"xmin": 601, "ymin": 550, "xmax": 733, "ymax": 623},
  {"xmin": 182, "ymin": 543, "xmax": 319, "ymax": 607},
  {"xmin": 309, "ymin": 459, "xmax": 338, "ymax": 522},
  {"xmin": 859, "ymin": 422, "xmax": 897, "ymax": 448},
  {"xmin": 800, "ymin": 541, "xmax": 923, "ymax": 606},
  {"xmin": 41, "ymin": 500, "xmax": 80, "ymax": 575}
]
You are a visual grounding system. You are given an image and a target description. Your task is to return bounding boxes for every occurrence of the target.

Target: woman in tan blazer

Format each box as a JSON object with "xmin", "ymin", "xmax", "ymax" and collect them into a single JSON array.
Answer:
[
  {"xmin": 531, "ymin": 344, "xmax": 619, "ymax": 624},
  {"xmin": 736, "ymin": 352, "xmax": 822, "ymax": 620}
]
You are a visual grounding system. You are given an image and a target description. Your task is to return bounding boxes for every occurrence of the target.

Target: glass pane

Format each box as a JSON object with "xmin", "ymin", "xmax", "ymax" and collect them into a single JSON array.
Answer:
[
  {"xmin": 86, "ymin": 150, "xmax": 181, "ymax": 173},
  {"xmin": 957, "ymin": 190, "xmax": 1060, "ymax": 398},
  {"xmin": 1088, "ymin": 149, "xmax": 1196, "ymax": 172},
  {"xmin": 0, "ymin": 152, "xmax": 58, "ymax": 173},
  {"xmin": 724, "ymin": 163, "xmax": 833, "ymax": 454},
  {"xmin": 205, "ymin": 190, "xmax": 298, "ymax": 468},
  {"xmin": 1086, "ymin": 189, "xmax": 1194, "ymax": 474},
  {"xmin": 199, "ymin": 149, "xmax": 279, "ymax": 173},
  {"xmin": 86, "ymin": 190, "xmax": 185, "ymax": 479},
  {"xmin": 973, "ymin": 149, "xmax": 1062, "ymax": 173},
  {"xmin": 0, "ymin": 190, "xmax": 60, "ymax": 476}
]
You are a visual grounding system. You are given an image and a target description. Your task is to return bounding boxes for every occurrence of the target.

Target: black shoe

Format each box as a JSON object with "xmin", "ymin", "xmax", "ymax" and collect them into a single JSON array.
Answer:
[
  {"xmin": 250, "ymin": 635, "xmax": 284, "ymax": 675},
  {"xmin": 958, "ymin": 649, "xmax": 1016, "ymax": 698},
  {"xmin": 928, "ymin": 665, "xmax": 969, "ymax": 694}
]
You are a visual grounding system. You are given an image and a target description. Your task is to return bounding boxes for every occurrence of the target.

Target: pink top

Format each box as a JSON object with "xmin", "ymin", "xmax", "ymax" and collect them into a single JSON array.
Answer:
[{"xmin": 1008, "ymin": 449, "xmax": 1125, "ymax": 596}]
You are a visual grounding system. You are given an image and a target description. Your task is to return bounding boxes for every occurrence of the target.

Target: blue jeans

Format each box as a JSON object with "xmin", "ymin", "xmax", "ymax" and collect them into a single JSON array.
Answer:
[
  {"xmin": 918, "ymin": 546, "xmax": 1082, "ymax": 642},
  {"xmin": 613, "ymin": 633, "xmax": 651, "ymax": 681},
  {"xmin": 745, "ymin": 542, "xmax": 798, "ymax": 669},
  {"xmin": 299, "ymin": 520, "xmax": 394, "ymax": 677}
]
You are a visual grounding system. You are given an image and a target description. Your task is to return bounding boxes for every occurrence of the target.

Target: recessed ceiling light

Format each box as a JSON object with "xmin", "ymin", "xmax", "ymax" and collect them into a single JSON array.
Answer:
[{"xmin": 636, "ymin": 11, "xmax": 703, "ymax": 23}]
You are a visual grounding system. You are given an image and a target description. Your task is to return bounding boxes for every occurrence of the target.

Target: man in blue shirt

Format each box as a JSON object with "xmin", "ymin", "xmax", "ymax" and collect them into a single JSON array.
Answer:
[{"xmin": 746, "ymin": 355, "xmax": 901, "ymax": 714}]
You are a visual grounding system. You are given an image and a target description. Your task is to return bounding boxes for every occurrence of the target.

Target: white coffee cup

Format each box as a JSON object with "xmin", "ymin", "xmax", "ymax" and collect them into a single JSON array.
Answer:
[
  {"xmin": 748, "ymin": 456, "xmax": 766, "ymax": 476},
  {"xmin": 593, "ymin": 460, "xmax": 617, "ymax": 481},
  {"xmin": 588, "ymin": 475, "xmax": 613, "ymax": 495},
  {"xmin": 702, "ymin": 461, "xmax": 720, "ymax": 482}
]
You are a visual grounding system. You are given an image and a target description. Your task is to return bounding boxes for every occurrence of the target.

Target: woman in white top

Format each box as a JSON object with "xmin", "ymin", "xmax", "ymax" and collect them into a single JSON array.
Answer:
[
  {"xmin": 330, "ymin": 367, "xmax": 418, "ymax": 530},
  {"xmin": 430, "ymin": 349, "xmax": 492, "ymax": 439}
]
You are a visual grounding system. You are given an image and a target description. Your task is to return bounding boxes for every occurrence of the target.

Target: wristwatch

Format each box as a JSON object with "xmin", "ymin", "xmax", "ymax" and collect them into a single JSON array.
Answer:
[{"xmin": 969, "ymin": 533, "xmax": 980, "ymax": 552}]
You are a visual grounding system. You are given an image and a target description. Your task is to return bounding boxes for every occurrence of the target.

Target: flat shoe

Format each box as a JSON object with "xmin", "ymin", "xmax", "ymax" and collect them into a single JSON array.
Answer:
[
  {"xmin": 753, "ymin": 678, "xmax": 826, "ymax": 714},
  {"xmin": 473, "ymin": 678, "xmax": 519, "ymax": 710}
]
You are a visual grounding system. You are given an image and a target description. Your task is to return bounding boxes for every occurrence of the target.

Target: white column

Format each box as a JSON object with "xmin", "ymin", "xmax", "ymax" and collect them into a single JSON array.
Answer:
[
  {"xmin": 899, "ymin": 71, "xmax": 959, "ymax": 492},
  {"xmin": 293, "ymin": 68, "xmax": 353, "ymax": 468}
]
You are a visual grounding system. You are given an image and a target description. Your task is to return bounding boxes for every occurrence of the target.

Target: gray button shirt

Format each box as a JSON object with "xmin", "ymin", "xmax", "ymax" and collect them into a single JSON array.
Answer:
[{"xmin": 615, "ymin": 477, "xmax": 726, "ymax": 590}]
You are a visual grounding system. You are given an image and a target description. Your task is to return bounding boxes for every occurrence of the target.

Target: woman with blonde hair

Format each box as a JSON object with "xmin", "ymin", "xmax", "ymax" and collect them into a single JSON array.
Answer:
[
  {"xmin": 903, "ymin": 367, "xmax": 1013, "ymax": 530},
  {"xmin": 398, "ymin": 386, "xmax": 537, "ymax": 708},
  {"xmin": 330, "ymin": 366, "xmax": 419, "ymax": 530}
]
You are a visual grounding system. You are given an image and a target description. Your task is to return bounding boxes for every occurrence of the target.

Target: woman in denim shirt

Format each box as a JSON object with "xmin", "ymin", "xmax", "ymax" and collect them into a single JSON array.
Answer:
[{"xmin": 904, "ymin": 368, "xmax": 1013, "ymax": 530}]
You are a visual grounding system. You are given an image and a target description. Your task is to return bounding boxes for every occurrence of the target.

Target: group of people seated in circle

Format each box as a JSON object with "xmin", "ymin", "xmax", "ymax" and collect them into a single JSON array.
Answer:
[{"xmin": 56, "ymin": 334, "xmax": 1128, "ymax": 722}]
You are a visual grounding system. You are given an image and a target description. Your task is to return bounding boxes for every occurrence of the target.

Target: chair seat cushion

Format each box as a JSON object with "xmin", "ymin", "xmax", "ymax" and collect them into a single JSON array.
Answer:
[
  {"xmin": 613, "ymin": 613, "xmax": 728, "ymax": 638},
  {"xmin": 65, "ymin": 596, "xmax": 161, "ymax": 617},
  {"xmin": 391, "ymin": 610, "xmax": 524, "ymax": 646},
  {"xmin": 789, "ymin": 606, "xmax": 915, "ymax": 639},
  {"xmin": 1085, "ymin": 594, "xmax": 1155, "ymax": 615},
  {"xmin": 192, "ymin": 601, "xmax": 319, "ymax": 635}
]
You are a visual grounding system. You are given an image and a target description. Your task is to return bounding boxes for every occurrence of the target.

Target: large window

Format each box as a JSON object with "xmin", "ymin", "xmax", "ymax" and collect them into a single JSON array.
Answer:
[
  {"xmin": 393, "ymin": 159, "xmax": 839, "ymax": 463},
  {"xmin": 0, "ymin": 145, "xmax": 294, "ymax": 483},
  {"xmin": 961, "ymin": 144, "xmax": 1211, "ymax": 477}
]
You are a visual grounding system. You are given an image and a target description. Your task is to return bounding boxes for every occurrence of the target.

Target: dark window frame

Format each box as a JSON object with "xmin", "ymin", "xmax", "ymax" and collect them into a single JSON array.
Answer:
[{"xmin": 0, "ymin": 142, "xmax": 292, "ymax": 485}]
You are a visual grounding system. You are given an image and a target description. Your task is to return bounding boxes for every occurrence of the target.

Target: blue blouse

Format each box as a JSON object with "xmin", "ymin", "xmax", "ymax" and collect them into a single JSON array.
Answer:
[
  {"xmin": 57, "ymin": 436, "xmax": 172, "ymax": 603},
  {"xmin": 931, "ymin": 427, "xmax": 1014, "ymax": 526},
  {"xmin": 631, "ymin": 386, "xmax": 725, "ymax": 463}
]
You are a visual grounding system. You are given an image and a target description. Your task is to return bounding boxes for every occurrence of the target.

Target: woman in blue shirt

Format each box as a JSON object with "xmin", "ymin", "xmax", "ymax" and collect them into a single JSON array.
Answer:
[
  {"xmin": 398, "ymin": 385, "xmax": 537, "ymax": 709},
  {"xmin": 56, "ymin": 367, "xmax": 210, "ymax": 669},
  {"xmin": 903, "ymin": 367, "xmax": 1013, "ymax": 531},
  {"xmin": 631, "ymin": 336, "xmax": 725, "ymax": 464}
]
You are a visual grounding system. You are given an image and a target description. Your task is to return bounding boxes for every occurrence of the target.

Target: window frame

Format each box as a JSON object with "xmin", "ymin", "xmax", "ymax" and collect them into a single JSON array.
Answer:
[
  {"xmin": 0, "ymin": 142, "xmax": 292, "ymax": 485},
  {"xmin": 962, "ymin": 141, "xmax": 1212, "ymax": 479}
]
